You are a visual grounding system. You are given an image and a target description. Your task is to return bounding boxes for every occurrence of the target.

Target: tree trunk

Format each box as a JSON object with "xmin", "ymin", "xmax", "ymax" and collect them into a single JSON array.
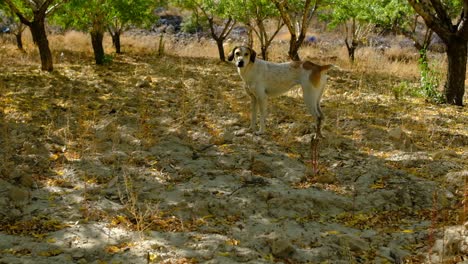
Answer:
[
  {"xmin": 261, "ymin": 46, "xmax": 268, "ymax": 61},
  {"xmin": 91, "ymin": 30, "xmax": 105, "ymax": 65},
  {"xmin": 111, "ymin": 31, "xmax": 121, "ymax": 54},
  {"xmin": 347, "ymin": 46, "xmax": 356, "ymax": 62},
  {"xmin": 29, "ymin": 18, "xmax": 53, "ymax": 71},
  {"xmin": 445, "ymin": 38, "xmax": 467, "ymax": 106},
  {"xmin": 288, "ymin": 35, "xmax": 302, "ymax": 61},
  {"xmin": 345, "ymin": 39, "xmax": 357, "ymax": 62},
  {"xmin": 15, "ymin": 33, "xmax": 23, "ymax": 50},
  {"xmin": 215, "ymin": 38, "xmax": 226, "ymax": 61}
]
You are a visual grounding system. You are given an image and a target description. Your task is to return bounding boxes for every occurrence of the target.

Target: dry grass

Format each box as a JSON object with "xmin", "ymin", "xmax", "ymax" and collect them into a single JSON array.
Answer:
[
  {"xmin": 0, "ymin": 28, "xmax": 450, "ymax": 82},
  {"xmin": 1, "ymin": 29, "xmax": 467, "ymax": 263}
]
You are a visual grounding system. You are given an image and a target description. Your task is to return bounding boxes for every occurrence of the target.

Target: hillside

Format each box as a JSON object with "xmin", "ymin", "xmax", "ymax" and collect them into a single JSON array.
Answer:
[{"xmin": 0, "ymin": 34, "xmax": 467, "ymax": 263}]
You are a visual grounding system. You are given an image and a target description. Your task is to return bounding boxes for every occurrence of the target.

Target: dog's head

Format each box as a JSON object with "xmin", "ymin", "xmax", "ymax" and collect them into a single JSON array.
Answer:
[{"xmin": 227, "ymin": 46, "xmax": 256, "ymax": 68}]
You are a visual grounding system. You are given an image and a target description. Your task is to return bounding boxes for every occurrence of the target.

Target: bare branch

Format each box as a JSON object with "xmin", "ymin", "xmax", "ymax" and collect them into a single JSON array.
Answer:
[{"xmin": 407, "ymin": 0, "xmax": 452, "ymax": 41}]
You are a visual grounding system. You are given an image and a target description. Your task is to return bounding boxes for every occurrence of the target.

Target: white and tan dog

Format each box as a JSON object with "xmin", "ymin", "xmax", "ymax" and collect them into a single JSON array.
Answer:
[{"xmin": 228, "ymin": 46, "xmax": 333, "ymax": 137}]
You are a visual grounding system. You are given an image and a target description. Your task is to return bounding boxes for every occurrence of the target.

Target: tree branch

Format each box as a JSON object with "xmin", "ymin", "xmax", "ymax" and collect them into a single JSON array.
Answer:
[
  {"xmin": 429, "ymin": 0, "xmax": 451, "ymax": 26},
  {"xmin": 456, "ymin": 0, "xmax": 468, "ymax": 40},
  {"xmin": 407, "ymin": 0, "xmax": 452, "ymax": 41},
  {"xmin": 272, "ymin": 0, "xmax": 296, "ymax": 36},
  {"xmin": 4, "ymin": 0, "xmax": 32, "ymax": 26}
]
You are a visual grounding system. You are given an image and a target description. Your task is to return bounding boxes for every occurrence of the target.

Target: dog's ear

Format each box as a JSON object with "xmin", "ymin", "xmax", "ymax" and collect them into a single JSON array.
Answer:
[
  {"xmin": 248, "ymin": 47, "xmax": 256, "ymax": 63},
  {"xmin": 227, "ymin": 46, "xmax": 238, "ymax": 62}
]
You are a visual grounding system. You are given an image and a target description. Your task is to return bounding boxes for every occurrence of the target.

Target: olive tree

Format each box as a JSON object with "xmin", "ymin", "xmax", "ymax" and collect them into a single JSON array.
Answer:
[
  {"xmin": 55, "ymin": 0, "xmax": 157, "ymax": 64},
  {"xmin": 235, "ymin": 0, "xmax": 283, "ymax": 60},
  {"xmin": 54, "ymin": 0, "xmax": 108, "ymax": 64},
  {"xmin": 173, "ymin": 0, "xmax": 236, "ymax": 61},
  {"xmin": 272, "ymin": 0, "xmax": 319, "ymax": 61},
  {"xmin": 107, "ymin": 0, "xmax": 156, "ymax": 54},
  {"xmin": 3, "ymin": 0, "xmax": 65, "ymax": 71},
  {"xmin": 321, "ymin": 0, "xmax": 375, "ymax": 62},
  {"xmin": 372, "ymin": 0, "xmax": 434, "ymax": 62},
  {"xmin": 0, "ymin": 4, "xmax": 27, "ymax": 50},
  {"xmin": 407, "ymin": 0, "xmax": 467, "ymax": 106}
]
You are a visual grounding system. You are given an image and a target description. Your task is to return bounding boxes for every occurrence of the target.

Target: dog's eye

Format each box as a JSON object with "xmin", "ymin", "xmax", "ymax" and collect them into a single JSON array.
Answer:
[
  {"xmin": 235, "ymin": 52, "xmax": 240, "ymax": 56},
  {"xmin": 244, "ymin": 53, "xmax": 249, "ymax": 56}
]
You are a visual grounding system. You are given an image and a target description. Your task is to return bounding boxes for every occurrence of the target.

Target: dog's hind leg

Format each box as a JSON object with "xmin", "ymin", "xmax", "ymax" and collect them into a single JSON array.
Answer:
[{"xmin": 302, "ymin": 85, "xmax": 324, "ymax": 137}]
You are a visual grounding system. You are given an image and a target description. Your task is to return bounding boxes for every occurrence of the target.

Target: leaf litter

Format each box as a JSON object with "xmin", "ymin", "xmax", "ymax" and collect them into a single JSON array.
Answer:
[{"xmin": 0, "ymin": 52, "xmax": 467, "ymax": 263}]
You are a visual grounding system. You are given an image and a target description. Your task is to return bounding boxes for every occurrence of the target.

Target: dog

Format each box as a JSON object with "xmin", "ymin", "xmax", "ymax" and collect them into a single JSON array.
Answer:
[{"xmin": 227, "ymin": 46, "xmax": 333, "ymax": 137}]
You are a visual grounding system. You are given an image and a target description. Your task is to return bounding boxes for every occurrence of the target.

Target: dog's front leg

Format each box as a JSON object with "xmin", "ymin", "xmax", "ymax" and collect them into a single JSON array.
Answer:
[
  {"xmin": 249, "ymin": 94, "xmax": 258, "ymax": 131},
  {"xmin": 258, "ymin": 97, "xmax": 267, "ymax": 134}
]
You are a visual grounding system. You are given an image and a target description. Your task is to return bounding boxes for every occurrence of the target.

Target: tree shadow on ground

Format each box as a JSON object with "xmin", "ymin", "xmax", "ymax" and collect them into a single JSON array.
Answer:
[{"xmin": 0, "ymin": 54, "xmax": 466, "ymax": 263}]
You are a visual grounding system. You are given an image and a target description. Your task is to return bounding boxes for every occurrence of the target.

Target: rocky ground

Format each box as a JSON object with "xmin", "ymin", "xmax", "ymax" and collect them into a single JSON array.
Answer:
[{"xmin": 0, "ymin": 49, "xmax": 467, "ymax": 263}]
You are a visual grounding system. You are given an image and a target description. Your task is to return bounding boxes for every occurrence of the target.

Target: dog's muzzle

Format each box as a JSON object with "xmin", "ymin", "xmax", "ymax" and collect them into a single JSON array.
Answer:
[{"xmin": 237, "ymin": 60, "xmax": 244, "ymax": 67}]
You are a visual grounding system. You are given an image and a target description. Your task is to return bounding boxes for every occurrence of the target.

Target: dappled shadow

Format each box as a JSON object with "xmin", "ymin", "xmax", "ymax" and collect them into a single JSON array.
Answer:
[{"xmin": 0, "ymin": 52, "xmax": 466, "ymax": 263}]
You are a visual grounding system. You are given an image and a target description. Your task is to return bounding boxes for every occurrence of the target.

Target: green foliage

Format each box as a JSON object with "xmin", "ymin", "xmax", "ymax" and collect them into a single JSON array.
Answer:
[
  {"xmin": 417, "ymin": 49, "xmax": 445, "ymax": 103},
  {"xmin": 53, "ymin": 0, "xmax": 157, "ymax": 32},
  {"xmin": 173, "ymin": 0, "xmax": 235, "ymax": 19},
  {"xmin": 372, "ymin": 0, "xmax": 414, "ymax": 31},
  {"xmin": 103, "ymin": 54, "xmax": 114, "ymax": 64},
  {"xmin": 0, "ymin": 0, "xmax": 33, "ymax": 20},
  {"xmin": 392, "ymin": 81, "xmax": 410, "ymax": 101},
  {"xmin": 232, "ymin": 0, "xmax": 280, "ymax": 22},
  {"xmin": 108, "ymin": 0, "xmax": 157, "ymax": 29},
  {"xmin": 322, "ymin": 0, "xmax": 374, "ymax": 28},
  {"xmin": 180, "ymin": 13, "xmax": 205, "ymax": 33}
]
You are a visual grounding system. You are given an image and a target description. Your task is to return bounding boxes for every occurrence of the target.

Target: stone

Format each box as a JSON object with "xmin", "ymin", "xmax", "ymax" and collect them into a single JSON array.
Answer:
[
  {"xmin": 270, "ymin": 237, "xmax": 295, "ymax": 258},
  {"xmin": 251, "ymin": 158, "xmax": 271, "ymax": 176},
  {"xmin": 136, "ymin": 79, "xmax": 151, "ymax": 88},
  {"xmin": 8, "ymin": 186, "xmax": 30, "ymax": 206},
  {"xmin": 20, "ymin": 174, "xmax": 34, "ymax": 188},
  {"xmin": 445, "ymin": 170, "xmax": 468, "ymax": 186},
  {"xmin": 388, "ymin": 127, "xmax": 404, "ymax": 140}
]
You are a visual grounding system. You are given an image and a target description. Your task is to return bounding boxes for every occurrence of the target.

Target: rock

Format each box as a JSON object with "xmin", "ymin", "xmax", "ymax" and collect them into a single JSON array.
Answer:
[
  {"xmin": 8, "ymin": 186, "xmax": 30, "ymax": 206},
  {"xmin": 136, "ymin": 79, "xmax": 151, "ymax": 88},
  {"xmin": 429, "ymin": 222, "xmax": 468, "ymax": 259},
  {"xmin": 234, "ymin": 247, "xmax": 256, "ymax": 262},
  {"xmin": 445, "ymin": 170, "xmax": 468, "ymax": 186},
  {"xmin": 251, "ymin": 158, "xmax": 271, "ymax": 176},
  {"xmin": 144, "ymin": 76, "xmax": 152, "ymax": 83},
  {"xmin": 388, "ymin": 127, "xmax": 417, "ymax": 150},
  {"xmin": 234, "ymin": 128, "xmax": 247, "ymax": 137},
  {"xmin": 269, "ymin": 236, "xmax": 295, "ymax": 258},
  {"xmin": 72, "ymin": 250, "xmax": 85, "ymax": 260},
  {"xmin": 20, "ymin": 174, "xmax": 34, "ymax": 188},
  {"xmin": 433, "ymin": 149, "xmax": 459, "ymax": 160},
  {"xmin": 336, "ymin": 234, "xmax": 369, "ymax": 252},
  {"xmin": 100, "ymin": 150, "xmax": 129, "ymax": 165},
  {"xmin": 388, "ymin": 127, "xmax": 404, "ymax": 140},
  {"xmin": 315, "ymin": 171, "xmax": 337, "ymax": 184}
]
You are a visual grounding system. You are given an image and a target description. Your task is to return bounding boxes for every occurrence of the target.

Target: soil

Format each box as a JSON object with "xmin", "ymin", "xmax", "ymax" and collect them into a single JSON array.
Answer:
[{"xmin": 0, "ymin": 49, "xmax": 467, "ymax": 263}]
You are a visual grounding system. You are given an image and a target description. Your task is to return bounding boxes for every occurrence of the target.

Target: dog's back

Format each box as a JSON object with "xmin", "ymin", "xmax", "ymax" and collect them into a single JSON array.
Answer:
[{"xmin": 243, "ymin": 59, "xmax": 331, "ymax": 96}]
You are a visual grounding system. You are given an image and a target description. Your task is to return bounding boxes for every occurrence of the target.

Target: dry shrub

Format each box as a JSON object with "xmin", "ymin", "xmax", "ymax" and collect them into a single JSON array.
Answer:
[
  {"xmin": 55, "ymin": 31, "xmax": 90, "ymax": 52},
  {"xmin": 350, "ymin": 46, "xmax": 420, "ymax": 78},
  {"xmin": 165, "ymin": 36, "xmax": 220, "ymax": 58},
  {"xmin": 384, "ymin": 46, "xmax": 419, "ymax": 63},
  {"xmin": 121, "ymin": 34, "xmax": 159, "ymax": 55}
]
